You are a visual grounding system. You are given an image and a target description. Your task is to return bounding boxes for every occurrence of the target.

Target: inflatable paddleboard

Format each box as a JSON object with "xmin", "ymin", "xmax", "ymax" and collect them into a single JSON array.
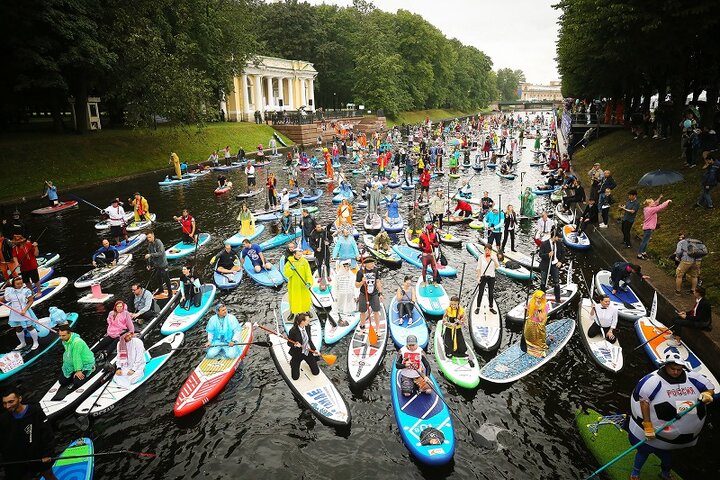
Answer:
[
  {"xmin": 415, "ymin": 277, "xmax": 450, "ymax": 316},
  {"xmin": 74, "ymin": 254, "xmax": 132, "ymax": 288},
  {"xmin": 347, "ymin": 304, "xmax": 387, "ymax": 387},
  {"xmin": 392, "ymin": 245, "xmax": 457, "ymax": 277},
  {"xmin": 469, "ymin": 290, "xmax": 502, "ymax": 351},
  {"xmin": 594, "ymin": 270, "xmax": 646, "ymax": 321},
  {"xmin": 47, "ymin": 437, "xmax": 94, "ymax": 479},
  {"xmin": 433, "ymin": 320, "xmax": 480, "ymax": 388},
  {"xmin": 165, "ymin": 233, "xmax": 211, "ymax": 260},
  {"xmin": 362, "ymin": 235, "xmax": 402, "ymax": 267},
  {"xmin": 31, "ymin": 201, "xmax": 78, "ymax": 215},
  {"xmin": 224, "ymin": 224, "xmax": 266, "ymax": 247},
  {"xmin": 562, "ymin": 224, "xmax": 591, "ymax": 250},
  {"xmin": 160, "ymin": 284, "xmax": 217, "ymax": 335},
  {"xmin": 126, "ymin": 214, "xmax": 156, "ymax": 232},
  {"xmin": 242, "ymin": 256, "xmax": 284, "ymax": 287},
  {"xmin": 388, "ymin": 295, "xmax": 428, "ymax": 349},
  {"xmin": 258, "ymin": 227, "xmax": 302, "ymax": 251},
  {"xmin": 578, "ymin": 297, "xmax": 624, "ymax": 373},
  {"xmin": 116, "ymin": 233, "xmax": 146, "ymax": 254}
]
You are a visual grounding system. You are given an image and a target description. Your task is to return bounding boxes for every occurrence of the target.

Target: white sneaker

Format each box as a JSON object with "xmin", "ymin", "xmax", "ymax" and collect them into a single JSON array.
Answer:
[
  {"xmin": 14, "ymin": 343, "xmax": 27, "ymax": 351},
  {"xmin": 599, "ymin": 223, "xmax": 608, "ymax": 228},
  {"xmin": 31, "ymin": 343, "xmax": 40, "ymax": 351}
]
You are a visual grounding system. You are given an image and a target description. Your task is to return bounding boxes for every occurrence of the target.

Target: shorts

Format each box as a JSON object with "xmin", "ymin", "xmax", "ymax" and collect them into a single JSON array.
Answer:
[
  {"xmin": 421, "ymin": 185, "xmax": 429, "ymax": 192},
  {"xmin": 358, "ymin": 293, "xmax": 381, "ymax": 313},
  {"xmin": 21, "ymin": 269, "xmax": 39, "ymax": 284},
  {"xmin": 676, "ymin": 260, "xmax": 700, "ymax": 280},
  {"xmin": 110, "ymin": 224, "xmax": 124, "ymax": 238}
]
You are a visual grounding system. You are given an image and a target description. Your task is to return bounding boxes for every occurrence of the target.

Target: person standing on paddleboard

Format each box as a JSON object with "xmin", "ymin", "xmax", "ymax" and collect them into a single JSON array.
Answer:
[
  {"xmin": 0, "ymin": 231, "xmax": 18, "ymax": 283},
  {"xmin": 245, "ymin": 161, "xmax": 256, "ymax": 193},
  {"xmin": 284, "ymin": 249, "xmax": 313, "ymax": 319},
  {"xmin": 144, "ymin": 232, "xmax": 172, "ymax": 298},
  {"xmin": 128, "ymin": 192, "xmax": 151, "ymax": 223},
  {"xmin": 538, "ymin": 229, "xmax": 564, "ymax": 302},
  {"xmin": 418, "ymin": 224, "xmax": 439, "ymax": 286},
  {"xmin": 288, "ymin": 312, "xmax": 320, "ymax": 380},
  {"xmin": 628, "ymin": 351, "xmax": 715, "ymax": 480},
  {"xmin": 429, "ymin": 188, "xmax": 445, "ymax": 230},
  {"xmin": 11, "ymin": 233, "xmax": 41, "ymax": 296},
  {"xmin": 356, "ymin": 257, "xmax": 383, "ymax": 333},
  {"xmin": 102, "ymin": 198, "xmax": 128, "ymax": 245},
  {"xmin": 173, "ymin": 209, "xmax": 198, "ymax": 244},
  {"xmin": 0, "ymin": 386, "xmax": 58, "ymax": 480},
  {"xmin": 475, "ymin": 245, "xmax": 499, "ymax": 315},
  {"xmin": 3, "ymin": 276, "xmax": 40, "ymax": 351},
  {"xmin": 205, "ymin": 304, "xmax": 243, "ymax": 359}
]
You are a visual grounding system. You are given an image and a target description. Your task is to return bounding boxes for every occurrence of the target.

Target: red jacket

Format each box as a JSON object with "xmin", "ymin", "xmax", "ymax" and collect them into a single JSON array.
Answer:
[
  {"xmin": 420, "ymin": 171, "xmax": 431, "ymax": 187},
  {"xmin": 418, "ymin": 231, "xmax": 438, "ymax": 254}
]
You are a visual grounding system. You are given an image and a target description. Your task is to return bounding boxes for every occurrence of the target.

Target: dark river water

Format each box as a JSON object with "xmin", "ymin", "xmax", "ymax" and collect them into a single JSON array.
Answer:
[{"xmin": 2, "ymin": 132, "xmax": 718, "ymax": 479}]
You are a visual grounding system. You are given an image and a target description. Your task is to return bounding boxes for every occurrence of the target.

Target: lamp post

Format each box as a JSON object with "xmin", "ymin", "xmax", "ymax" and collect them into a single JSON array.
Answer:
[{"xmin": 333, "ymin": 92, "xmax": 337, "ymax": 112}]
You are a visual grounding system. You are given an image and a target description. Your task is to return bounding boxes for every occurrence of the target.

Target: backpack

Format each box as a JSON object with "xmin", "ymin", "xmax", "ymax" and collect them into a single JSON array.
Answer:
[{"xmin": 686, "ymin": 239, "xmax": 708, "ymax": 259}]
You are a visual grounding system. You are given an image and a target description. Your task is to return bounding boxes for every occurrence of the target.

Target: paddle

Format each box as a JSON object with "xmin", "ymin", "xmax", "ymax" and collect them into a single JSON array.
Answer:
[
  {"xmin": 166, "ymin": 341, "xmax": 271, "ymax": 350},
  {"xmin": 286, "ymin": 256, "xmax": 337, "ymax": 328},
  {"xmin": 264, "ymin": 169, "xmax": 270, "ymax": 210},
  {"xmin": 68, "ymin": 194, "xmax": 105, "ymax": 213},
  {"xmin": 584, "ymin": 401, "xmax": 702, "ymax": 479},
  {"xmin": 255, "ymin": 323, "xmax": 336, "ymax": 365},
  {"xmin": 0, "ymin": 300, "xmax": 57, "ymax": 333},
  {"xmin": 0, "ymin": 449, "xmax": 157, "ymax": 466},
  {"xmin": 632, "ymin": 325, "xmax": 675, "ymax": 352}
]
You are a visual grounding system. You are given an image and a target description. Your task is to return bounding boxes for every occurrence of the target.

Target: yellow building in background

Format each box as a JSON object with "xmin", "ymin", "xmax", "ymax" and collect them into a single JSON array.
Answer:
[
  {"xmin": 224, "ymin": 55, "xmax": 318, "ymax": 122},
  {"xmin": 519, "ymin": 81, "xmax": 563, "ymax": 101}
]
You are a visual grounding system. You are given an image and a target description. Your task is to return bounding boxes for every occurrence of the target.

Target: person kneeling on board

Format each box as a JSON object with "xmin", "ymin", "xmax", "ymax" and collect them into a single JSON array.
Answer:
[
  {"xmin": 395, "ymin": 335, "xmax": 432, "ymax": 397},
  {"xmin": 58, "ymin": 325, "xmax": 96, "ymax": 390},
  {"xmin": 179, "ymin": 265, "xmax": 202, "ymax": 310},
  {"xmin": 205, "ymin": 304, "xmax": 242, "ymax": 359},
  {"xmin": 114, "ymin": 329, "xmax": 146, "ymax": 389},
  {"xmin": 588, "ymin": 295, "xmax": 618, "ymax": 343},
  {"xmin": 288, "ymin": 312, "xmax": 320, "ymax": 380},
  {"xmin": 443, "ymin": 296, "xmax": 473, "ymax": 366}
]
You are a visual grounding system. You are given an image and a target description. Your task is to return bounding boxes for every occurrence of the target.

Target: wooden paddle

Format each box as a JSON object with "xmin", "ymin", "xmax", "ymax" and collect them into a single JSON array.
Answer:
[{"xmin": 255, "ymin": 323, "xmax": 336, "ymax": 365}]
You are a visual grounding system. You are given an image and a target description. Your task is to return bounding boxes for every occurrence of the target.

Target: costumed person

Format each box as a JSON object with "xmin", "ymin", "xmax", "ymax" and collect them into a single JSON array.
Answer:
[
  {"xmin": 418, "ymin": 223, "xmax": 439, "ymax": 285},
  {"xmin": 334, "ymin": 259, "xmax": 356, "ymax": 317},
  {"xmin": 284, "ymin": 248, "xmax": 313, "ymax": 318},
  {"xmin": 215, "ymin": 243, "xmax": 241, "ymax": 275},
  {"xmin": 113, "ymin": 329, "xmax": 146, "ymax": 389},
  {"xmin": 373, "ymin": 230, "xmax": 391, "ymax": 254},
  {"xmin": 91, "ymin": 239, "xmax": 119, "ymax": 268},
  {"xmin": 288, "ymin": 312, "xmax": 320, "ymax": 381},
  {"xmin": 332, "ymin": 226, "xmax": 360, "ymax": 268},
  {"xmin": 0, "ymin": 386, "xmax": 58, "ymax": 480},
  {"xmin": 475, "ymin": 244, "xmax": 499, "ymax": 314},
  {"xmin": 128, "ymin": 192, "xmax": 151, "ymax": 222},
  {"xmin": 57, "ymin": 325, "xmax": 96, "ymax": 389},
  {"xmin": 443, "ymin": 295, "xmax": 471, "ymax": 361},
  {"xmin": 179, "ymin": 265, "xmax": 202, "ymax": 309},
  {"xmin": 367, "ymin": 183, "xmax": 382, "ymax": 220},
  {"xmin": 2, "ymin": 276, "xmax": 40, "ymax": 350},
  {"xmin": 522, "ymin": 290, "xmax": 551, "ymax": 358},
  {"xmin": 102, "ymin": 198, "xmax": 127, "ymax": 245},
  {"xmin": 395, "ymin": 275, "xmax": 417, "ymax": 324},
  {"xmin": 384, "ymin": 194, "xmax": 401, "ymax": 229},
  {"xmin": 240, "ymin": 239, "xmax": 271, "ymax": 273},
  {"xmin": 356, "ymin": 257, "xmax": 383, "ymax": 333},
  {"xmin": 395, "ymin": 335, "xmax": 432, "ymax": 397},
  {"xmin": 95, "ymin": 300, "xmax": 135, "ymax": 357},
  {"xmin": 628, "ymin": 351, "xmax": 715, "ymax": 480},
  {"xmin": 336, "ymin": 198, "xmax": 353, "ymax": 227},
  {"xmin": 311, "ymin": 222, "xmax": 333, "ymax": 275},
  {"xmin": 587, "ymin": 294, "xmax": 618, "ymax": 343},
  {"xmin": 429, "ymin": 188, "xmax": 446, "ymax": 229},
  {"xmin": 173, "ymin": 208, "xmax": 197, "ymax": 244},
  {"xmin": 205, "ymin": 304, "xmax": 243, "ymax": 359},
  {"xmin": 169, "ymin": 152, "xmax": 182, "ymax": 179},
  {"xmin": 267, "ymin": 172, "xmax": 278, "ymax": 207},
  {"xmin": 236, "ymin": 202, "xmax": 256, "ymax": 237}
]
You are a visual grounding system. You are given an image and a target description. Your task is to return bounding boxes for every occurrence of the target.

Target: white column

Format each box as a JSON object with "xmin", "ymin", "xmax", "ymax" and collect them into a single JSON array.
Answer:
[
  {"xmin": 288, "ymin": 77, "xmax": 295, "ymax": 109},
  {"xmin": 309, "ymin": 78, "xmax": 316, "ymax": 111},
  {"xmin": 254, "ymin": 74, "xmax": 263, "ymax": 116},
  {"xmin": 241, "ymin": 74, "xmax": 249, "ymax": 118},
  {"xmin": 300, "ymin": 78, "xmax": 307, "ymax": 107},
  {"xmin": 266, "ymin": 76, "xmax": 274, "ymax": 110}
]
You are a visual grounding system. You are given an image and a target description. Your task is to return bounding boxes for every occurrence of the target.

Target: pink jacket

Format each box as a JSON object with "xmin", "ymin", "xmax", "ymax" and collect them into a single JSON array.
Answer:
[
  {"xmin": 642, "ymin": 200, "xmax": 671, "ymax": 230},
  {"xmin": 106, "ymin": 302, "xmax": 135, "ymax": 338}
]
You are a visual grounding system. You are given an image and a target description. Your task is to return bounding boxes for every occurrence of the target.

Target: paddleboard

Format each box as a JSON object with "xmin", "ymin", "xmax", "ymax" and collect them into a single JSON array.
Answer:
[
  {"xmin": 388, "ymin": 296, "xmax": 428, "ymax": 349},
  {"xmin": 311, "ymin": 269, "xmax": 333, "ymax": 310},
  {"xmin": 235, "ymin": 188, "xmax": 263, "ymax": 199},
  {"xmin": 116, "ymin": 233, "xmax": 146, "ymax": 254},
  {"xmin": 214, "ymin": 182, "xmax": 233, "ymax": 195},
  {"xmin": 562, "ymin": 224, "xmax": 591, "ymax": 250},
  {"xmin": 467, "ymin": 242, "xmax": 534, "ymax": 280},
  {"xmin": 158, "ymin": 177, "xmax": 191, "ymax": 186},
  {"xmin": 469, "ymin": 289, "xmax": 502, "ymax": 351},
  {"xmin": 415, "ymin": 277, "xmax": 450, "ymax": 316},
  {"xmin": 433, "ymin": 320, "xmax": 480, "ymax": 388},
  {"xmin": 243, "ymin": 256, "xmax": 284, "ymax": 287},
  {"xmin": 594, "ymin": 270, "xmax": 646, "ymax": 321},
  {"xmin": 224, "ymin": 224, "xmax": 266, "ymax": 247},
  {"xmin": 301, "ymin": 189, "xmax": 323, "ymax": 203},
  {"xmin": 74, "ymin": 254, "xmax": 132, "ymax": 288},
  {"xmin": 347, "ymin": 304, "xmax": 387, "ymax": 386},
  {"xmin": 258, "ymin": 227, "xmax": 302, "ymax": 251},
  {"xmin": 46, "ymin": 437, "xmax": 94, "ymax": 479},
  {"xmin": 37, "ymin": 252, "xmax": 61, "ymax": 268},
  {"xmin": 213, "ymin": 258, "xmax": 242, "ymax": 289},
  {"xmin": 94, "ymin": 211, "xmax": 134, "ymax": 230},
  {"xmin": 31, "ymin": 201, "xmax": 78, "ymax": 215},
  {"xmin": 165, "ymin": 233, "xmax": 211, "ymax": 260},
  {"xmin": 392, "ymin": 245, "xmax": 457, "ymax": 277},
  {"xmin": 383, "ymin": 215, "xmax": 405, "ymax": 233},
  {"xmin": 361, "ymin": 235, "xmax": 402, "ymax": 267},
  {"xmin": 160, "ymin": 284, "xmax": 217, "ymax": 335},
  {"xmin": 126, "ymin": 214, "xmax": 156, "ymax": 232},
  {"xmin": 363, "ymin": 213, "xmax": 382, "ymax": 233}
]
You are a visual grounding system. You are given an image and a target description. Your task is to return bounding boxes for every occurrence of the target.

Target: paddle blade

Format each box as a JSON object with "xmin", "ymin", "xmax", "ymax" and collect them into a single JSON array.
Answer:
[
  {"xmin": 368, "ymin": 325, "xmax": 379, "ymax": 345},
  {"xmin": 321, "ymin": 353, "xmax": 337, "ymax": 365}
]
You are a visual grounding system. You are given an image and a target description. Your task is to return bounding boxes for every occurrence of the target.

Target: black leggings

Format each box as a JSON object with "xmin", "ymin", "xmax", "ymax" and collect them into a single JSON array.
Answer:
[
  {"xmin": 587, "ymin": 323, "xmax": 617, "ymax": 343},
  {"xmin": 181, "ymin": 286, "xmax": 202, "ymax": 309},
  {"xmin": 398, "ymin": 301, "xmax": 414, "ymax": 319},
  {"xmin": 95, "ymin": 335, "xmax": 121, "ymax": 356},
  {"xmin": 290, "ymin": 352, "xmax": 319, "ymax": 380},
  {"xmin": 154, "ymin": 268, "xmax": 173, "ymax": 296},
  {"xmin": 59, "ymin": 369, "xmax": 94, "ymax": 389},
  {"xmin": 502, "ymin": 228, "xmax": 515, "ymax": 251},
  {"xmin": 476, "ymin": 276, "xmax": 496, "ymax": 307},
  {"xmin": 443, "ymin": 324, "xmax": 467, "ymax": 356},
  {"xmin": 432, "ymin": 213, "xmax": 444, "ymax": 230}
]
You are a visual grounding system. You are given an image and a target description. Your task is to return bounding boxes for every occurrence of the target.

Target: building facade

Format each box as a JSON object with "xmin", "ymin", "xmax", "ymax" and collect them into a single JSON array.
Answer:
[
  {"xmin": 519, "ymin": 81, "xmax": 563, "ymax": 101},
  {"xmin": 224, "ymin": 55, "xmax": 317, "ymax": 122}
]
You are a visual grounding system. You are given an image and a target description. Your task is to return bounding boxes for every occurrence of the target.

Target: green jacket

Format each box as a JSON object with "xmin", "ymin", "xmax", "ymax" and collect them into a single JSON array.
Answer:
[{"xmin": 61, "ymin": 333, "xmax": 95, "ymax": 377}]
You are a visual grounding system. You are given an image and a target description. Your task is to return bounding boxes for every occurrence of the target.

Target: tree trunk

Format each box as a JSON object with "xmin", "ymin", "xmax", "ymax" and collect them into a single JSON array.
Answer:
[
  {"xmin": 74, "ymin": 78, "xmax": 89, "ymax": 134},
  {"xmin": 669, "ymin": 79, "xmax": 686, "ymax": 134},
  {"xmin": 50, "ymin": 94, "xmax": 65, "ymax": 134},
  {"xmin": 702, "ymin": 85, "xmax": 718, "ymax": 127}
]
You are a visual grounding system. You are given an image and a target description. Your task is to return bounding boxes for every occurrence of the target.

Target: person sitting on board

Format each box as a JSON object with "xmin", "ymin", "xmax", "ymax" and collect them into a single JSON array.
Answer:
[
  {"xmin": 216, "ymin": 243, "xmax": 241, "ymax": 275},
  {"xmin": 356, "ymin": 257, "xmax": 383, "ymax": 333},
  {"xmin": 332, "ymin": 226, "xmax": 359, "ymax": 269},
  {"xmin": 0, "ymin": 386, "xmax": 58, "ymax": 480},
  {"xmin": 395, "ymin": 275, "xmax": 417, "ymax": 325},
  {"xmin": 457, "ymin": 181, "xmax": 472, "ymax": 199},
  {"xmin": 610, "ymin": 262, "xmax": 649, "ymax": 295},
  {"xmin": 57, "ymin": 324, "xmax": 96, "ymax": 390},
  {"xmin": 443, "ymin": 295, "xmax": 472, "ymax": 365},
  {"xmin": 102, "ymin": 198, "xmax": 128, "ymax": 246},
  {"xmin": 284, "ymin": 248, "xmax": 313, "ymax": 320},
  {"xmin": 128, "ymin": 192, "xmax": 151, "ymax": 223},
  {"xmin": 521, "ymin": 290, "xmax": 552, "ymax": 358},
  {"xmin": 475, "ymin": 244, "xmax": 499, "ymax": 315},
  {"xmin": 173, "ymin": 209, "xmax": 198, "ymax": 245},
  {"xmin": 130, "ymin": 283, "xmax": 159, "ymax": 325},
  {"xmin": 669, "ymin": 286, "xmax": 712, "ymax": 343},
  {"xmin": 3, "ymin": 276, "xmax": 40, "ymax": 351},
  {"xmin": 288, "ymin": 312, "xmax": 320, "ymax": 380},
  {"xmin": 628, "ymin": 351, "xmax": 715, "ymax": 480},
  {"xmin": 92, "ymin": 239, "xmax": 119, "ymax": 269},
  {"xmin": 217, "ymin": 174, "xmax": 227, "ymax": 189},
  {"xmin": 395, "ymin": 335, "xmax": 432, "ymax": 397},
  {"xmin": 205, "ymin": 304, "xmax": 243, "ymax": 359},
  {"xmin": 418, "ymin": 224, "xmax": 440, "ymax": 286},
  {"xmin": 113, "ymin": 329, "xmax": 146, "ymax": 389},
  {"xmin": 179, "ymin": 265, "xmax": 202, "ymax": 310},
  {"xmin": 588, "ymin": 294, "xmax": 618, "ymax": 343},
  {"xmin": 41, "ymin": 180, "xmax": 59, "ymax": 207},
  {"xmin": 95, "ymin": 300, "xmax": 135, "ymax": 358},
  {"xmin": 236, "ymin": 202, "xmax": 255, "ymax": 237},
  {"xmin": 240, "ymin": 239, "xmax": 271, "ymax": 273}
]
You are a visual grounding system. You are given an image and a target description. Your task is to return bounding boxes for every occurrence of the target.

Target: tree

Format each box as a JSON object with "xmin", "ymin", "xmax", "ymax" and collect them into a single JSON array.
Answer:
[{"xmin": 496, "ymin": 68, "xmax": 526, "ymax": 101}]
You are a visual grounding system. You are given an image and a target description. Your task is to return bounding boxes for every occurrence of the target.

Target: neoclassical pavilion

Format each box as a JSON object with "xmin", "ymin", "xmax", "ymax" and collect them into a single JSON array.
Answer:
[{"xmin": 225, "ymin": 55, "xmax": 317, "ymax": 121}]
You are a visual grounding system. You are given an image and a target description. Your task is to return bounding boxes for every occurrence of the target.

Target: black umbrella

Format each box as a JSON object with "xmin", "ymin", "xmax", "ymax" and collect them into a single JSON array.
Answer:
[{"xmin": 638, "ymin": 170, "xmax": 684, "ymax": 187}]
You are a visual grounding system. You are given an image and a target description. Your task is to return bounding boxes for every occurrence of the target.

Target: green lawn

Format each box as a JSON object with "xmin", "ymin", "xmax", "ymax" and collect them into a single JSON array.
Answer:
[
  {"xmin": 0, "ymin": 123, "xmax": 292, "ymax": 201},
  {"xmin": 572, "ymin": 131, "xmax": 719, "ymax": 303},
  {"xmin": 386, "ymin": 109, "xmax": 478, "ymax": 128}
]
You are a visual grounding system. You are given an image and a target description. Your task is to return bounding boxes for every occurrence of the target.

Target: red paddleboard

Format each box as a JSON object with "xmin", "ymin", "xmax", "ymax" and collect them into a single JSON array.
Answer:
[
  {"xmin": 31, "ymin": 201, "xmax": 78, "ymax": 215},
  {"xmin": 173, "ymin": 322, "xmax": 253, "ymax": 417},
  {"xmin": 214, "ymin": 182, "xmax": 233, "ymax": 195}
]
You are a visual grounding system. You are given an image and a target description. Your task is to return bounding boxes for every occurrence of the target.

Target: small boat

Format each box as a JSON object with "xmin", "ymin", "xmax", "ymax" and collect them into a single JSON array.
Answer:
[
  {"xmin": 224, "ymin": 224, "xmax": 266, "ymax": 247},
  {"xmin": 433, "ymin": 320, "xmax": 480, "ymax": 389},
  {"xmin": 160, "ymin": 284, "xmax": 217, "ymax": 335},
  {"xmin": 165, "ymin": 233, "xmax": 211, "ymax": 260},
  {"xmin": 347, "ymin": 303, "xmax": 387, "ymax": 386},
  {"xmin": 301, "ymin": 188, "xmax": 323, "ymax": 203},
  {"xmin": 47, "ymin": 438, "xmax": 94, "ymax": 479},
  {"xmin": 158, "ymin": 177, "xmax": 192, "ymax": 186},
  {"xmin": 235, "ymin": 188, "xmax": 263, "ymax": 199},
  {"xmin": 258, "ymin": 226, "xmax": 302, "ymax": 251},
  {"xmin": 94, "ymin": 211, "xmax": 134, "ymax": 230},
  {"xmin": 594, "ymin": 270, "xmax": 646, "ymax": 321},
  {"xmin": 213, "ymin": 258, "xmax": 242, "ymax": 289},
  {"xmin": 506, "ymin": 264, "xmax": 578, "ymax": 322},
  {"xmin": 126, "ymin": 213, "xmax": 157, "ymax": 232},
  {"xmin": 361, "ymin": 235, "xmax": 402, "ymax": 267},
  {"xmin": 392, "ymin": 245, "xmax": 457, "ymax": 277},
  {"xmin": 562, "ymin": 224, "xmax": 591, "ymax": 250},
  {"xmin": 479, "ymin": 318, "xmax": 575, "ymax": 384},
  {"xmin": 388, "ymin": 295, "xmax": 428, "ymax": 349},
  {"xmin": 74, "ymin": 254, "xmax": 132, "ymax": 289},
  {"xmin": 363, "ymin": 213, "xmax": 382, "ymax": 233},
  {"xmin": 469, "ymin": 290, "xmax": 502, "ymax": 351},
  {"xmin": 578, "ymin": 297, "xmax": 623, "ymax": 373},
  {"xmin": 415, "ymin": 277, "xmax": 450, "ymax": 316},
  {"xmin": 31, "ymin": 201, "xmax": 79, "ymax": 215},
  {"xmin": 116, "ymin": 233, "xmax": 147, "ymax": 254}
]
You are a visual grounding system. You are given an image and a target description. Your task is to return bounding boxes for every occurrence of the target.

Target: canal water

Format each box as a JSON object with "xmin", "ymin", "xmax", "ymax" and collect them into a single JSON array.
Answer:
[{"xmin": 2, "ymin": 127, "xmax": 718, "ymax": 479}]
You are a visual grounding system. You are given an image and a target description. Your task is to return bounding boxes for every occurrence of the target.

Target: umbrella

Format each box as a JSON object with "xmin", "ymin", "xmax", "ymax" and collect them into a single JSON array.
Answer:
[
  {"xmin": 448, "ymin": 138, "xmax": 461, "ymax": 146},
  {"xmin": 638, "ymin": 170, "xmax": 684, "ymax": 187}
]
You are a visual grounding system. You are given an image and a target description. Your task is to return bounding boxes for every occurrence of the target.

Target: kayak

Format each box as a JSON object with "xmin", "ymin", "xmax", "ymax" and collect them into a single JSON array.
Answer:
[
  {"xmin": 415, "ymin": 277, "xmax": 450, "ymax": 316},
  {"xmin": 479, "ymin": 318, "xmax": 576, "ymax": 383},
  {"xmin": 469, "ymin": 289, "xmax": 502, "ymax": 351},
  {"xmin": 74, "ymin": 254, "xmax": 132, "ymax": 288},
  {"xmin": 555, "ymin": 204, "xmax": 575, "ymax": 224},
  {"xmin": 532, "ymin": 185, "xmax": 561, "ymax": 195},
  {"xmin": 594, "ymin": 270, "xmax": 646, "ymax": 320},
  {"xmin": 235, "ymin": 188, "xmax": 263, "ymax": 199},
  {"xmin": 433, "ymin": 320, "xmax": 480, "ymax": 389},
  {"xmin": 578, "ymin": 297, "xmax": 624, "ymax": 373},
  {"xmin": 47, "ymin": 438, "xmax": 94, "ymax": 479},
  {"xmin": 467, "ymin": 242, "xmax": 534, "ymax": 280},
  {"xmin": 76, "ymin": 332, "xmax": 185, "ymax": 416},
  {"xmin": 506, "ymin": 265, "xmax": 578, "ymax": 321},
  {"xmin": 214, "ymin": 182, "xmax": 233, "ymax": 195},
  {"xmin": 363, "ymin": 213, "xmax": 382, "ymax": 233},
  {"xmin": 36, "ymin": 252, "xmax": 60, "ymax": 268},
  {"xmin": 160, "ymin": 284, "xmax": 217, "ymax": 335},
  {"xmin": 158, "ymin": 177, "xmax": 192, "ymax": 186},
  {"xmin": 31, "ymin": 201, "xmax": 79, "ymax": 215},
  {"xmin": 562, "ymin": 224, "xmax": 591, "ymax": 250},
  {"xmin": 165, "ymin": 233, "xmax": 211, "ymax": 260},
  {"xmin": 382, "ymin": 215, "xmax": 404, "ymax": 233},
  {"xmin": 347, "ymin": 303, "xmax": 387, "ymax": 386},
  {"xmin": 126, "ymin": 214, "xmax": 156, "ymax": 232},
  {"xmin": 577, "ymin": 408, "xmax": 684, "ymax": 480},
  {"xmin": 393, "ymin": 245, "xmax": 457, "ymax": 277},
  {"xmin": 390, "ymin": 362, "xmax": 455, "ymax": 466},
  {"xmin": 0, "ymin": 312, "xmax": 79, "ymax": 382},
  {"xmin": 495, "ymin": 170, "xmax": 517, "ymax": 180},
  {"xmin": 213, "ymin": 259, "xmax": 242, "ymax": 289},
  {"xmin": 361, "ymin": 235, "xmax": 402, "ymax": 267},
  {"xmin": 94, "ymin": 211, "xmax": 134, "ymax": 230},
  {"xmin": 242, "ymin": 256, "xmax": 284, "ymax": 287},
  {"xmin": 174, "ymin": 322, "xmax": 253, "ymax": 417},
  {"xmin": 635, "ymin": 300, "xmax": 718, "ymax": 386},
  {"xmin": 281, "ymin": 295, "xmax": 322, "ymax": 351},
  {"xmin": 268, "ymin": 332, "xmax": 351, "ymax": 427},
  {"xmin": 224, "ymin": 224, "xmax": 266, "ymax": 247},
  {"xmin": 258, "ymin": 226, "xmax": 302, "ymax": 251},
  {"xmin": 388, "ymin": 295, "xmax": 428, "ymax": 349},
  {"xmin": 301, "ymin": 188, "xmax": 323, "ymax": 203},
  {"xmin": 116, "ymin": 233, "xmax": 147, "ymax": 254}
]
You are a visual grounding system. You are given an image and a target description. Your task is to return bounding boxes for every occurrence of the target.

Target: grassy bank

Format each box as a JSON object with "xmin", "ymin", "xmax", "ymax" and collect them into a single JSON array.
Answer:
[
  {"xmin": 572, "ymin": 131, "xmax": 719, "ymax": 303},
  {"xmin": 0, "ymin": 123, "xmax": 292, "ymax": 202},
  {"xmin": 386, "ymin": 109, "xmax": 476, "ymax": 128}
]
